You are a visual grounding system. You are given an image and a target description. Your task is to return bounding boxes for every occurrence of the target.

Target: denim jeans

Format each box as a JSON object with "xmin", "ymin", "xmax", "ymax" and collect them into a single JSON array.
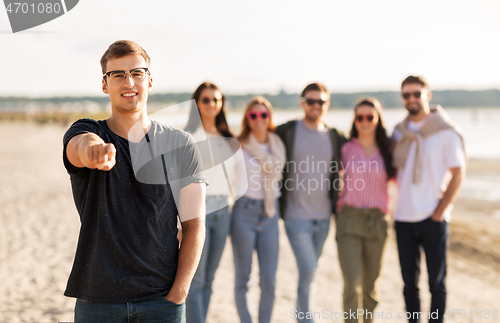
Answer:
[
  {"xmin": 186, "ymin": 196, "xmax": 230, "ymax": 323},
  {"xmin": 395, "ymin": 217, "xmax": 450, "ymax": 323},
  {"xmin": 230, "ymin": 196, "xmax": 280, "ymax": 323},
  {"xmin": 74, "ymin": 296, "xmax": 185, "ymax": 323},
  {"xmin": 285, "ymin": 218, "xmax": 331, "ymax": 323}
]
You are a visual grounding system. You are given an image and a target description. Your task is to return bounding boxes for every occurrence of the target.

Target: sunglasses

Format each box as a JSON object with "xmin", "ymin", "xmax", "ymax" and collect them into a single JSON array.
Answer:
[
  {"xmin": 355, "ymin": 114, "xmax": 375, "ymax": 122},
  {"xmin": 401, "ymin": 91, "xmax": 422, "ymax": 99},
  {"xmin": 247, "ymin": 111, "xmax": 269, "ymax": 120},
  {"xmin": 302, "ymin": 98, "xmax": 327, "ymax": 106},
  {"xmin": 200, "ymin": 97, "xmax": 222, "ymax": 104}
]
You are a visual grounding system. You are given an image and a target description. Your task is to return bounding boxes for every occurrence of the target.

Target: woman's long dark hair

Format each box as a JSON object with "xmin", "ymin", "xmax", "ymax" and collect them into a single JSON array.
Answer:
[
  {"xmin": 184, "ymin": 82, "xmax": 233, "ymax": 138},
  {"xmin": 349, "ymin": 98, "xmax": 396, "ymax": 180}
]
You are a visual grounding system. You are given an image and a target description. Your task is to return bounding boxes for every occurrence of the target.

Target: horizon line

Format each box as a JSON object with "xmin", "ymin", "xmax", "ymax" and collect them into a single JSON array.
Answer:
[{"xmin": 2, "ymin": 87, "xmax": 500, "ymax": 99}]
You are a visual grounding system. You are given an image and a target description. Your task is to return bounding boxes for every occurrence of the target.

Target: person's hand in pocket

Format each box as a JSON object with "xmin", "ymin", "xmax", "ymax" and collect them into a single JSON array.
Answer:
[
  {"xmin": 430, "ymin": 210, "xmax": 444, "ymax": 222},
  {"xmin": 164, "ymin": 289, "xmax": 185, "ymax": 305}
]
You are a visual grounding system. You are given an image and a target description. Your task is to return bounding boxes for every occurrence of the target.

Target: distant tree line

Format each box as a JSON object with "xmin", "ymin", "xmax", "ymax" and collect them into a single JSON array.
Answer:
[{"xmin": 1, "ymin": 89, "xmax": 500, "ymax": 111}]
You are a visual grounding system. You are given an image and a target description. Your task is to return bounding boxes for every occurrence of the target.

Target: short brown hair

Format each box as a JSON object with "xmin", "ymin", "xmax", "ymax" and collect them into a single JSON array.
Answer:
[
  {"xmin": 100, "ymin": 40, "xmax": 151, "ymax": 75},
  {"xmin": 401, "ymin": 75, "xmax": 429, "ymax": 90},
  {"xmin": 300, "ymin": 82, "xmax": 329, "ymax": 98},
  {"xmin": 238, "ymin": 96, "xmax": 276, "ymax": 142}
]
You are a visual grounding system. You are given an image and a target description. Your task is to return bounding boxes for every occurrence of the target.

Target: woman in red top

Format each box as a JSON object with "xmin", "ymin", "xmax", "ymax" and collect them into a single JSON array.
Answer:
[{"xmin": 336, "ymin": 97, "xmax": 396, "ymax": 323}]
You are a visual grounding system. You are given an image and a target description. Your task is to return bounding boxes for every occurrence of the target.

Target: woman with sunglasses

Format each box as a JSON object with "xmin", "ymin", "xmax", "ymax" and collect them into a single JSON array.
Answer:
[
  {"xmin": 231, "ymin": 96, "xmax": 286, "ymax": 323},
  {"xmin": 184, "ymin": 82, "xmax": 235, "ymax": 323},
  {"xmin": 336, "ymin": 98, "xmax": 396, "ymax": 323}
]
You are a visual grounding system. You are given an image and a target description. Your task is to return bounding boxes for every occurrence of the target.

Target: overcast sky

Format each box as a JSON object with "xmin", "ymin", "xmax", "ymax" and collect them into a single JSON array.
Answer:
[{"xmin": 1, "ymin": 0, "xmax": 500, "ymax": 97}]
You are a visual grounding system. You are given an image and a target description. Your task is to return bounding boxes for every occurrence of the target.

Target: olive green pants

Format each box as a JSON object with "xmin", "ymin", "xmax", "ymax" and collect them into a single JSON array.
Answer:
[{"xmin": 336, "ymin": 206, "xmax": 389, "ymax": 323}]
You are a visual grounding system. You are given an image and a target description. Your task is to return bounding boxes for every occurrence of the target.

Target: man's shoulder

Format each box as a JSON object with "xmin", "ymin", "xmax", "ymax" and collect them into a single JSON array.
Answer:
[
  {"xmin": 324, "ymin": 124, "xmax": 346, "ymax": 142},
  {"xmin": 276, "ymin": 120, "xmax": 298, "ymax": 132},
  {"xmin": 72, "ymin": 118, "xmax": 107, "ymax": 130},
  {"xmin": 149, "ymin": 122, "xmax": 198, "ymax": 164},
  {"xmin": 427, "ymin": 128, "xmax": 463, "ymax": 144},
  {"xmin": 152, "ymin": 121, "xmax": 194, "ymax": 142},
  {"xmin": 326, "ymin": 125, "xmax": 344, "ymax": 136},
  {"xmin": 68, "ymin": 118, "xmax": 105, "ymax": 131},
  {"xmin": 64, "ymin": 118, "xmax": 107, "ymax": 146},
  {"xmin": 275, "ymin": 120, "xmax": 298, "ymax": 142}
]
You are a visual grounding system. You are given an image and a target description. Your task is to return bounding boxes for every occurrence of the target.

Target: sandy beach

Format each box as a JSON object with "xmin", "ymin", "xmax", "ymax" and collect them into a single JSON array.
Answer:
[{"xmin": 0, "ymin": 122, "xmax": 499, "ymax": 323}]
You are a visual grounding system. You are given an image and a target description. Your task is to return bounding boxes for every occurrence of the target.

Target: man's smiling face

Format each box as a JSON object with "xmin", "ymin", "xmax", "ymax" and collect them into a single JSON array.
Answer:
[
  {"xmin": 401, "ymin": 83, "xmax": 431, "ymax": 117},
  {"xmin": 102, "ymin": 54, "xmax": 152, "ymax": 114}
]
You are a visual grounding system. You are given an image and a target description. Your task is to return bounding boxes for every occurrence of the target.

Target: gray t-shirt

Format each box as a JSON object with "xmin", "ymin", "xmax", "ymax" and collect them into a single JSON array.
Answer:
[{"xmin": 285, "ymin": 120, "xmax": 333, "ymax": 220}]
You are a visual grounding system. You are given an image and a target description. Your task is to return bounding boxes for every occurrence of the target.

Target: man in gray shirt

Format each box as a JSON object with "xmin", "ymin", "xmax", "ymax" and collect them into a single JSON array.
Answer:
[{"xmin": 276, "ymin": 83, "xmax": 345, "ymax": 323}]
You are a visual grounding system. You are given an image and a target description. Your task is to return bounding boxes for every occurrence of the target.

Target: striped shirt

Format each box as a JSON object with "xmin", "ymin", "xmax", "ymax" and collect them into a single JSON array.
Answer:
[{"xmin": 336, "ymin": 138, "xmax": 390, "ymax": 214}]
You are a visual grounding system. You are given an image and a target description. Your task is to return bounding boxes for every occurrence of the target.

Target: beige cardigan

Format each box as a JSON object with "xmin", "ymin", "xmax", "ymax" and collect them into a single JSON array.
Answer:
[
  {"xmin": 393, "ymin": 105, "xmax": 466, "ymax": 184},
  {"xmin": 242, "ymin": 132, "xmax": 286, "ymax": 217}
]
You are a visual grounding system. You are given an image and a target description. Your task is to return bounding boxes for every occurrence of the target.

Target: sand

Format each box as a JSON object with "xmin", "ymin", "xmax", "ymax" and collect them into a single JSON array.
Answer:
[{"xmin": 0, "ymin": 122, "xmax": 499, "ymax": 323}]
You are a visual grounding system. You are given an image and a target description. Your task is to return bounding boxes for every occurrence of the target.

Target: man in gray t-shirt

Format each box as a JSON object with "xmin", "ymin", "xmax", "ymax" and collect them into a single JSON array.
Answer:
[
  {"xmin": 276, "ymin": 83, "xmax": 345, "ymax": 323},
  {"xmin": 286, "ymin": 119, "xmax": 332, "ymax": 220}
]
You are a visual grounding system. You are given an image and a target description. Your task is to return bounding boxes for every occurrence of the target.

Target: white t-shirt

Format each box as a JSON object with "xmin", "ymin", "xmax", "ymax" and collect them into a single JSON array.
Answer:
[{"xmin": 393, "ymin": 117, "xmax": 466, "ymax": 223}]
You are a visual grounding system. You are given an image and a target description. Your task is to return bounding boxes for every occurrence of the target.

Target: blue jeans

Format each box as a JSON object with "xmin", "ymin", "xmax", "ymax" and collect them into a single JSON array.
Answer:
[
  {"xmin": 285, "ymin": 218, "xmax": 330, "ymax": 323},
  {"xmin": 186, "ymin": 196, "xmax": 230, "ymax": 323},
  {"xmin": 395, "ymin": 217, "xmax": 450, "ymax": 323},
  {"xmin": 74, "ymin": 296, "xmax": 184, "ymax": 323},
  {"xmin": 230, "ymin": 197, "xmax": 280, "ymax": 323}
]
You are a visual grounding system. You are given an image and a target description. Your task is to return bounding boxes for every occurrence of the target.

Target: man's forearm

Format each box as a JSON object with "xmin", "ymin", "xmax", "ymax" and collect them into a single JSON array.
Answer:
[{"xmin": 166, "ymin": 217, "xmax": 205, "ymax": 303}]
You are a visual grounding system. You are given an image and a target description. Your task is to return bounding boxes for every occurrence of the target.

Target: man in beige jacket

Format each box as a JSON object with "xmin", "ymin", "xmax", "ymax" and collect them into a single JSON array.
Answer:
[{"xmin": 392, "ymin": 75, "xmax": 466, "ymax": 323}]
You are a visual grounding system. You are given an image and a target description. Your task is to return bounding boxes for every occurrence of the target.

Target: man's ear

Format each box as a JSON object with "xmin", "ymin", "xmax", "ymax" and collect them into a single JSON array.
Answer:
[
  {"xmin": 102, "ymin": 78, "xmax": 108, "ymax": 94},
  {"xmin": 427, "ymin": 90, "xmax": 432, "ymax": 102}
]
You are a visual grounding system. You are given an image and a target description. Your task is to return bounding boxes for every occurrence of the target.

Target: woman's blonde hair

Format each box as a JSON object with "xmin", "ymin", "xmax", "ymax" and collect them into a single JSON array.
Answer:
[{"xmin": 238, "ymin": 96, "xmax": 276, "ymax": 142}]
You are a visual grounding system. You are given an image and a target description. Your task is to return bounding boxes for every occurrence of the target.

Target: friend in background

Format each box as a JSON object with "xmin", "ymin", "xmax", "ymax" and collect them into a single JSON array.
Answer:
[
  {"xmin": 275, "ymin": 83, "xmax": 346, "ymax": 323},
  {"xmin": 392, "ymin": 75, "xmax": 466, "ymax": 323},
  {"xmin": 336, "ymin": 97, "xmax": 396, "ymax": 323},
  {"xmin": 184, "ymin": 82, "xmax": 236, "ymax": 323},
  {"xmin": 231, "ymin": 96, "xmax": 286, "ymax": 323}
]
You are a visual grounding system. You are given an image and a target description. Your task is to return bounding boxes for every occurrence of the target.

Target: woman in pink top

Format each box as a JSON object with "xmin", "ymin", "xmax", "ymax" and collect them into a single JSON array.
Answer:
[{"xmin": 336, "ymin": 98, "xmax": 396, "ymax": 323}]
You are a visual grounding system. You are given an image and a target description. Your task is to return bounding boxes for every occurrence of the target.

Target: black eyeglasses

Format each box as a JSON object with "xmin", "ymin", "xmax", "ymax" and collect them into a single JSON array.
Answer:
[
  {"xmin": 402, "ymin": 91, "xmax": 422, "ymax": 99},
  {"xmin": 103, "ymin": 68, "xmax": 150, "ymax": 85},
  {"xmin": 302, "ymin": 98, "xmax": 327, "ymax": 106},
  {"xmin": 201, "ymin": 97, "xmax": 222, "ymax": 105}
]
